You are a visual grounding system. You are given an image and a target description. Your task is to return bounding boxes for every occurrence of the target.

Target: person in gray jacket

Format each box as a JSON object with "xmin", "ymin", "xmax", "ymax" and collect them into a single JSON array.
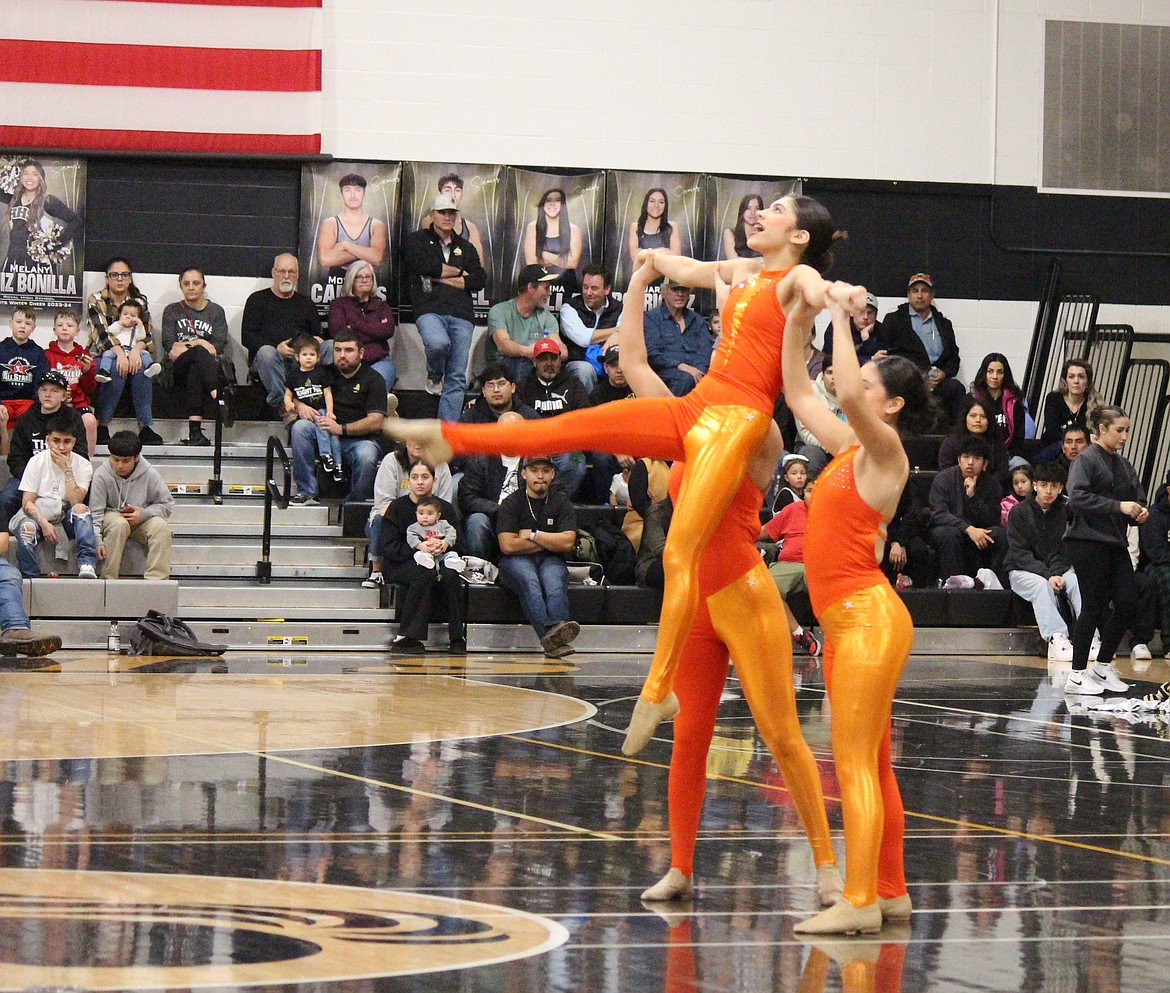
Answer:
[{"xmin": 90, "ymin": 430, "xmax": 174, "ymax": 579}]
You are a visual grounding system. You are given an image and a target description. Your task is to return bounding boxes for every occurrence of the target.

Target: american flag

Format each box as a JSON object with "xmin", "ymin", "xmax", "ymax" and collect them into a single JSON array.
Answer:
[{"xmin": 0, "ymin": 0, "xmax": 322, "ymax": 155}]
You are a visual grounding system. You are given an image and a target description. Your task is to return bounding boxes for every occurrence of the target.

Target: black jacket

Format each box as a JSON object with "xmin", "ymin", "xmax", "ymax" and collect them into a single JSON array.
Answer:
[
  {"xmin": 516, "ymin": 369, "xmax": 589, "ymax": 417},
  {"xmin": 7, "ymin": 405, "xmax": 88, "ymax": 478},
  {"xmin": 458, "ymin": 394, "xmax": 539, "ymax": 424},
  {"xmin": 379, "ymin": 494, "xmax": 461, "ymax": 565},
  {"xmin": 1140, "ymin": 483, "xmax": 1170, "ymax": 568},
  {"xmin": 881, "ymin": 303, "xmax": 961, "ymax": 379},
  {"xmin": 1005, "ymin": 496, "xmax": 1071, "ymax": 576},
  {"xmin": 402, "ymin": 228, "xmax": 486, "ymax": 323},
  {"xmin": 458, "ymin": 455, "xmax": 512, "ymax": 523},
  {"xmin": 929, "ymin": 465, "xmax": 1002, "ymax": 531}
]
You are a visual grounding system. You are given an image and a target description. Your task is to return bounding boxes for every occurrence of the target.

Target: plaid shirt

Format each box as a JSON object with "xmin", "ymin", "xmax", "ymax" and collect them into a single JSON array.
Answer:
[{"xmin": 87, "ymin": 287, "xmax": 153, "ymax": 354}]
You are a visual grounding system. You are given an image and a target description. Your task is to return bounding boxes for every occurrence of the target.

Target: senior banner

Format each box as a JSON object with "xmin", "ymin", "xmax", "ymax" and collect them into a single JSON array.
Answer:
[
  {"xmin": 502, "ymin": 168, "xmax": 605, "ymax": 311},
  {"xmin": 299, "ymin": 160, "xmax": 401, "ymax": 316},
  {"xmin": 602, "ymin": 171, "xmax": 705, "ymax": 307},
  {"xmin": 399, "ymin": 162, "xmax": 506, "ymax": 320},
  {"xmin": 705, "ymin": 175, "xmax": 802, "ymax": 262},
  {"xmin": 0, "ymin": 153, "xmax": 85, "ymax": 315}
]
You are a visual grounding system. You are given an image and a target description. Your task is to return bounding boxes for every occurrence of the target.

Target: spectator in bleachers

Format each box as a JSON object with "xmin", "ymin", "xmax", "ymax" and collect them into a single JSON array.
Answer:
[
  {"xmin": 1000, "ymin": 458, "xmax": 1032, "ymax": 526},
  {"xmin": 760, "ymin": 491, "xmax": 821, "ymax": 657},
  {"xmin": 327, "ymin": 260, "xmax": 397, "ymax": 394},
  {"xmin": 644, "ymin": 277, "xmax": 711, "ymax": 397},
  {"xmin": 381, "ymin": 459, "xmax": 465, "ymax": 654},
  {"xmin": 1139, "ymin": 471, "xmax": 1170, "ymax": 658},
  {"xmin": 242, "ymin": 253, "xmax": 323, "ymax": 425},
  {"xmin": 635, "ymin": 491, "xmax": 671, "ymax": 590},
  {"xmin": 937, "ymin": 395, "xmax": 1010, "ymax": 486},
  {"xmin": 46, "ymin": 310, "xmax": 98, "ymax": 457},
  {"xmin": 766, "ymin": 453, "xmax": 808, "ymax": 518},
  {"xmin": 622, "ymin": 456, "xmax": 670, "ymax": 555},
  {"xmin": 559, "ymin": 264, "xmax": 621, "ymax": 391},
  {"xmin": 496, "ymin": 455, "xmax": 580, "ymax": 658},
  {"xmin": 881, "ymin": 480, "xmax": 935, "ymax": 590},
  {"xmin": 486, "ymin": 264, "xmax": 564, "ymax": 386},
  {"xmin": 823, "ymin": 291, "xmax": 884, "ymax": 363},
  {"xmin": 0, "ymin": 531, "xmax": 61, "ymax": 659},
  {"xmin": 970, "ymin": 352, "xmax": 1026, "ymax": 455},
  {"xmin": 87, "ymin": 258, "xmax": 163, "ymax": 446},
  {"xmin": 0, "ymin": 306, "xmax": 48, "ymax": 449},
  {"xmin": 284, "ymin": 335, "xmax": 342, "ymax": 484},
  {"xmin": 794, "ymin": 352, "xmax": 843, "ymax": 481},
  {"xmin": 160, "ymin": 267, "xmax": 231, "ymax": 447},
  {"xmin": 89, "ymin": 429, "xmax": 174, "ymax": 580},
  {"xmin": 11, "ymin": 411, "xmax": 97, "ymax": 579},
  {"xmin": 928, "ymin": 435, "xmax": 1007, "ymax": 586},
  {"xmin": 403, "ymin": 193, "xmax": 488, "ymax": 421},
  {"xmin": 1056, "ymin": 424, "xmax": 1089, "ymax": 474},
  {"xmin": 882, "ymin": 273, "xmax": 966, "ymax": 427},
  {"xmin": 365, "ymin": 441, "xmax": 453, "ymax": 589},
  {"xmin": 1035, "ymin": 358, "xmax": 1098, "ymax": 463},
  {"xmin": 460, "ymin": 362, "xmax": 538, "ymax": 425},
  {"xmin": 721, "ymin": 194, "xmax": 763, "ymax": 260},
  {"xmin": 516, "ymin": 339, "xmax": 589, "ymax": 498},
  {"xmin": 1005, "ymin": 461, "xmax": 1079, "ymax": 662},
  {"xmin": 420, "ymin": 174, "xmax": 486, "ymax": 266},
  {"xmin": 289, "ymin": 331, "xmax": 384, "ymax": 506},
  {"xmin": 1, "ymin": 371, "xmax": 87, "ymax": 523},
  {"xmin": 457, "ymin": 411, "xmax": 524, "ymax": 564},
  {"xmin": 587, "ymin": 346, "xmax": 637, "ymax": 502}
]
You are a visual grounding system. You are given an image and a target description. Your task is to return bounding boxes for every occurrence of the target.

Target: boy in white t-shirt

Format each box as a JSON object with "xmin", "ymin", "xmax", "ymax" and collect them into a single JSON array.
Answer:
[{"xmin": 10, "ymin": 411, "xmax": 98, "ymax": 578}]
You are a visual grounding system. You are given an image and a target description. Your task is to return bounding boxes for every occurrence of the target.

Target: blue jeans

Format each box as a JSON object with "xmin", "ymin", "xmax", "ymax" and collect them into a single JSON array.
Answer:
[
  {"xmin": 463, "ymin": 512, "xmax": 498, "ymax": 562},
  {"xmin": 499, "ymin": 355, "xmax": 534, "ymax": 387},
  {"xmin": 252, "ymin": 341, "xmax": 335, "ymax": 407},
  {"xmin": 0, "ymin": 560, "xmax": 31, "ymax": 632},
  {"xmin": 13, "ymin": 506, "xmax": 98, "ymax": 578},
  {"xmin": 291, "ymin": 421, "xmax": 381, "ymax": 501},
  {"xmin": 312, "ymin": 409, "xmax": 342, "ymax": 464},
  {"xmin": 365, "ymin": 510, "xmax": 384, "ymax": 565},
  {"xmin": 565, "ymin": 359, "xmax": 597, "ymax": 393},
  {"xmin": 552, "ymin": 452, "xmax": 586, "ymax": 500},
  {"xmin": 369, "ymin": 357, "xmax": 397, "ymax": 392},
  {"xmin": 497, "ymin": 551, "xmax": 570, "ymax": 638},
  {"xmin": 95, "ymin": 350, "xmax": 154, "ymax": 425},
  {"xmin": 415, "ymin": 313, "xmax": 472, "ymax": 421}
]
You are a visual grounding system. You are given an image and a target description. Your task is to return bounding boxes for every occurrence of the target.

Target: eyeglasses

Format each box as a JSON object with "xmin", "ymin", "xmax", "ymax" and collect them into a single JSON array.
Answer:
[
  {"xmin": 354, "ymin": 273, "xmax": 374, "ymax": 280},
  {"xmin": 107, "ymin": 271, "xmax": 132, "ymax": 279}
]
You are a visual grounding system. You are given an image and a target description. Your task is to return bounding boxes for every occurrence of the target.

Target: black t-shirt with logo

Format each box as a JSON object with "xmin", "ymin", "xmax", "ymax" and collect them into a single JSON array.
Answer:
[
  {"xmin": 288, "ymin": 367, "xmax": 332, "ymax": 411},
  {"xmin": 330, "ymin": 364, "xmax": 385, "ymax": 425}
]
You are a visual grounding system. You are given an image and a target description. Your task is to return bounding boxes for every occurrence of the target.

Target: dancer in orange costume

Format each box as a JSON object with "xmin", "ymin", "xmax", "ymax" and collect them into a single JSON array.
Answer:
[
  {"xmin": 386, "ymin": 195, "xmax": 856, "ymax": 756},
  {"xmin": 782, "ymin": 290, "xmax": 933, "ymax": 935},
  {"xmin": 605, "ymin": 260, "xmax": 840, "ymax": 906}
]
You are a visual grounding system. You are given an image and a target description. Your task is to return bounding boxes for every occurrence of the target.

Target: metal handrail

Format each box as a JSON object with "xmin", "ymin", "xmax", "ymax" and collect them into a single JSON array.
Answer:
[{"xmin": 256, "ymin": 435, "xmax": 291, "ymax": 585}]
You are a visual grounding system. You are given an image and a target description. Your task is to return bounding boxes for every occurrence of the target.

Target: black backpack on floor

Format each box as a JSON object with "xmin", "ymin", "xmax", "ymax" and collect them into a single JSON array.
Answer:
[{"xmin": 130, "ymin": 610, "xmax": 228, "ymax": 657}]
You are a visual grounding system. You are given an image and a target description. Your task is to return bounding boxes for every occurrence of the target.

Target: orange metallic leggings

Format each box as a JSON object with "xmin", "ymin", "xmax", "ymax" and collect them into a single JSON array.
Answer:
[
  {"xmin": 442, "ymin": 398, "xmax": 772, "ymax": 704},
  {"xmin": 668, "ymin": 561, "xmax": 835, "ymax": 876},
  {"xmin": 820, "ymin": 582, "xmax": 913, "ymax": 906}
]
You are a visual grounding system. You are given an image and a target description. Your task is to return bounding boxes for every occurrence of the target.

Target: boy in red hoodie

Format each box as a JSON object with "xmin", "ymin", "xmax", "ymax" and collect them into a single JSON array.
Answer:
[{"xmin": 45, "ymin": 310, "xmax": 98, "ymax": 456}]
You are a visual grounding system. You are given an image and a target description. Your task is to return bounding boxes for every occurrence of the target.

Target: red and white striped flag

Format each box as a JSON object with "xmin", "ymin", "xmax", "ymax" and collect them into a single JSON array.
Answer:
[{"xmin": 0, "ymin": 0, "xmax": 322, "ymax": 155}]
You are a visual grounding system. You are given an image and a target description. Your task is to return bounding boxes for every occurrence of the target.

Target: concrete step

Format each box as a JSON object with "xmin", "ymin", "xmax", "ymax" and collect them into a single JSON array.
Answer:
[
  {"xmin": 177, "ymin": 606, "xmax": 388, "ymax": 622},
  {"xmin": 170, "ymin": 523, "xmax": 344, "ymax": 539},
  {"xmin": 171, "ymin": 544, "xmax": 358, "ymax": 567},
  {"xmin": 170, "ymin": 503, "xmax": 330, "ymax": 526},
  {"xmin": 178, "ymin": 583, "xmax": 378, "ymax": 609},
  {"xmin": 169, "ymin": 563, "xmax": 367, "ymax": 580}
]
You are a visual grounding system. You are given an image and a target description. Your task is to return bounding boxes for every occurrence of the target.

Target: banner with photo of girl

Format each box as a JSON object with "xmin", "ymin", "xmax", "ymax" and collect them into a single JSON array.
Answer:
[
  {"xmin": 705, "ymin": 175, "xmax": 802, "ymax": 262},
  {"xmin": 502, "ymin": 168, "xmax": 605, "ymax": 312},
  {"xmin": 398, "ymin": 162, "xmax": 506, "ymax": 320},
  {"xmin": 602, "ymin": 171, "xmax": 706, "ymax": 308},
  {"xmin": 299, "ymin": 160, "xmax": 401, "ymax": 317},
  {"xmin": 0, "ymin": 154, "xmax": 86, "ymax": 314}
]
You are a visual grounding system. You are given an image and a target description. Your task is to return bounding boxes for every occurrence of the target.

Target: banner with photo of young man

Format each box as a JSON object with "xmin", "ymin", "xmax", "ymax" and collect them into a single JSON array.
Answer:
[
  {"xmin": 502, "ymin": 168, "xmax": 605, "ymax": 312},
  {"xmin": 602, "ymin": 171, "xmax": 706, "ymax": 309},
  {"xmin": 0, "ymin": 154, "xmax": 86, "ymax": 314},
  {"xmin": 299, "ymin": 161, "xmax": 401, "ymax": 316},
  {"xmin": 399, "ymin": 162, "xmax": 505, "ymax": 320}
]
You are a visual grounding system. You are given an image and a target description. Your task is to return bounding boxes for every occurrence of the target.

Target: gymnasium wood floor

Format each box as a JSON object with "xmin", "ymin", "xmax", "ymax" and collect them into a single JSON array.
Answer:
[{"xmin": 1, "ymin": 647, "xmax": 1168, "ymax": 992}]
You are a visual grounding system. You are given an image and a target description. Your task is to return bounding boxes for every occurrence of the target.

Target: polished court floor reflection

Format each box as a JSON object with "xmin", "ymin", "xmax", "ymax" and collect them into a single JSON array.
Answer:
[{"xmin": 0, "ymin": 649, "xmax": 1167, "ymax": 992}]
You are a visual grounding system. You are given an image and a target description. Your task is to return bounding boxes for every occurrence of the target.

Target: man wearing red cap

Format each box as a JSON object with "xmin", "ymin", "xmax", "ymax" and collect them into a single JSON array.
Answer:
[
  {"xmin": 881, "ymin": 272, "xmax": 966, "ymax": 426},
  {"xmin": 516, "ymin": 337, "xmax": 589, "ymax": 497}
]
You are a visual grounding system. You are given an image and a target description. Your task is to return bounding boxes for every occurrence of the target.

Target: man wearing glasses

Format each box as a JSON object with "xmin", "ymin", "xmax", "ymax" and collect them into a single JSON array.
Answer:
[{"xmin": 242, "ymin": 253, "xmax": 326, "ymax": 424}]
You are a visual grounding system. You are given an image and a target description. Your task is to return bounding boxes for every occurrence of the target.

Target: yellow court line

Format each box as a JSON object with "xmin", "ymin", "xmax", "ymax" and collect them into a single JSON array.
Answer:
[{"xmin": 507, "ymin": 735, "xmax": 1170, "ymax": 868}]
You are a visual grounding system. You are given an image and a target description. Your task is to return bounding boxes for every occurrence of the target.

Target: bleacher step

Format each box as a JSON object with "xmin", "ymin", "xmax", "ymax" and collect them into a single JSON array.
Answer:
[
  {"xmin": 171, "ymin": 544, "xmax": 357, "ymax": 567},
  {"xmin": 178, "ymin": 584, "xmax": 378, "ymax": 609},
  {"xmin": 170, "ymin": 503, "xmax": 330, "ymax": 525},
  {"xmin": 170, "ymin": 564, "xmax": 366, "ymax": 580}
]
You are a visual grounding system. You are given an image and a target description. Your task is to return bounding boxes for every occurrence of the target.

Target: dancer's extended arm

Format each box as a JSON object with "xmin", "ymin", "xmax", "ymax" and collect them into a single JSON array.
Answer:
[
  {"xmin": 616, "ymin": 259, "xmax": 672, "ymax": 401},
  {"xmin": 644, "ymin": 250, "xmax": 760, "ymax": 290},
  {"xmin": 781, "ymin": 286, "xmax": 854, "ymax": 457}
]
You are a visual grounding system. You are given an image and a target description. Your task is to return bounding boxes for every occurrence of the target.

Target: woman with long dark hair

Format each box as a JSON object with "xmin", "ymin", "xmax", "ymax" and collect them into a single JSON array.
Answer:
[
  {"xmin": 937, "ymin": 394, "xmax": 1010, "ymax": 485},
  {"xmin": 388, "ymin": 194, "xmax": 854, "ymax": 755},
  {"xmin": 1063, "ymin": 404, "xmax": 1150, "ymax": 695},
  {"xmin": 721, "ymin": 193, "xmax": 763, "ymax": 260},
  {"xmin": 627, "ymin": 187, "xmax": 681, "ymax": 268},
  {"xmin": 970, "ymin": 352, "xmax": 1025, "ymax": 453},
  {"xmin": 3, "ymin": 159, "xmax": 82, "ymax": 274},
  {"xmin": 523, "ymin": 188, "xmax": 582, "ymax": 276},
  {"xmin": 784, "ymin": 288, "xmax": 933, "ymax": 935}
]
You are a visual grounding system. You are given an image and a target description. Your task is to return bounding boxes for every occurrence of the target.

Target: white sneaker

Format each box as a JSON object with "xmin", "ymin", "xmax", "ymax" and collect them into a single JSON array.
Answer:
[
  {"xmin": 425, "ymin": 376, "xmax": 443, "ymax": 396},
  {"xmin": 78, "ymin": 563, "xmax": 98, "ymax": 579},
  {"xmin": 1091, "ymin": 662, "xmax": 1131, "ymax": 694},
  {"xmin": 94, "ymin": 371, "xmax": 112, "ymax": 383},
  {"xmin": 443, "ymin": 553, "xmax": 466, "ymax": 573},
  {"xmin": 1065, "ymin": 668, "xmax": 1106, "ymax": 695},
  {"xmin": 1047, "ymin": 634, "xmax": 1073, "ymax": 663},
  {"xmin": 1131, "ymin": 643, "xmax": 1152, "ymax": 661},
  {"xmin": 976, "ymin": 568, "xmax": 1003, "ymax": 590},
  {"xmin": 413, "ymin": 550, "xmax": 435, "ymax": 569},
  {"xmin": 362, "ymin": 571, "xmax": 384, "ymax": 589},
  {"xmin": 143, "ymin": 361, "xmax": 163, "ymax": 379}
]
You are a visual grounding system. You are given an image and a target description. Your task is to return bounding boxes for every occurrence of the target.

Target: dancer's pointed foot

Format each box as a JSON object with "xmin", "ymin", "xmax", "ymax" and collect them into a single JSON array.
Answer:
[
  {"xmin": 622, "ymin": 691, "xmax": 680, "ymax": 756},
  {"xmin": 794, "ymin": 898, "xmax": 882, "ymax": 935},
  {"xmin": 879, "ymin": 892, "xmax": 913, "ymax": 922},
  {"xmin": 381, "ymin": 417, "xmax": 453, "ymax": 464},
  {"xmin": 816, "ymin": 864, "xmax": 845, "ymax": 907},
  {"xmin": 641, "ymin": 867, "xmax": 694, "ymax": 902}
]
